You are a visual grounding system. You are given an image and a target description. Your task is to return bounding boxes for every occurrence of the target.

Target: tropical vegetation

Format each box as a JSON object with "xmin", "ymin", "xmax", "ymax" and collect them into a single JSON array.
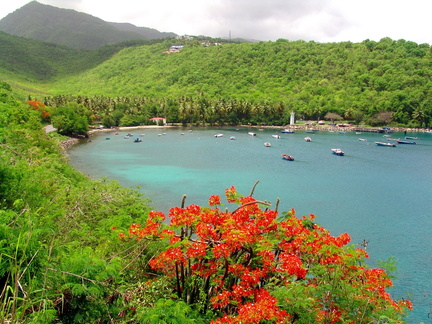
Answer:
[
  {"xmin": 0, "ymin": 82, "xmax": 413, "ymax": 322},
  {"xmin": 7, "ymin": 36, "xmax": 431, "ymax": 128},
  {"xmin": 1, "ymin": 19, "xmax": 428, "ymax": 321}
]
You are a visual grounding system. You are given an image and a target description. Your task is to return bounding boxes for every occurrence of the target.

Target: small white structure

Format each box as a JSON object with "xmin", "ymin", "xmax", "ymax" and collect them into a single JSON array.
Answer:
[{"xmin": 290, "ymin": 111, "xmax": 295, "ymax": 125}]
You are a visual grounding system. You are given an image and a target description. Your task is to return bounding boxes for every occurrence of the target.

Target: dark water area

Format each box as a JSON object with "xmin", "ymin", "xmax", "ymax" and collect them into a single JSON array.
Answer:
[{"xmin": 68, "ymin": 127, "xmax": 432, "ymax": 323}]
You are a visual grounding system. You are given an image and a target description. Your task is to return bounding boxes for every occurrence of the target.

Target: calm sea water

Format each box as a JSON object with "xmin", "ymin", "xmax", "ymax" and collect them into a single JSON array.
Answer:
[{"xmin": 68, "ymin": 127, "xmax": 432, "ymax": 323}]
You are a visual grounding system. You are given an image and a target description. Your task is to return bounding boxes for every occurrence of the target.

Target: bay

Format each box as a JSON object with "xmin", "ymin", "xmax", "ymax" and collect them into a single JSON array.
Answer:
[{"xmin": 68, "ymin": 127, "xmax": 432, "ymax": 323}]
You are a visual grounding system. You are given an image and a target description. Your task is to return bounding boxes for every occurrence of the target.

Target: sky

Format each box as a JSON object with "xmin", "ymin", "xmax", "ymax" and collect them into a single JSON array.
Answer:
[{"xmin": 1, "ymin": 0, "xmax": 431, "ymax": 44}]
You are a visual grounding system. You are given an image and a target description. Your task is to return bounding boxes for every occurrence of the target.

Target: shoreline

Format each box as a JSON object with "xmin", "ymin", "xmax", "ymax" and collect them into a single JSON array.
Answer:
[{"xmin": 60, "ymin": 123, "xmax": 430, "ymax": 150}]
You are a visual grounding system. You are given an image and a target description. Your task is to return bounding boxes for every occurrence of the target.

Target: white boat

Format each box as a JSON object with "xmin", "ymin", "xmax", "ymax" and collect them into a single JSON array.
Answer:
[
  {"xmin": 331, "ymin": 148, "xmax": 344, "ymax": 156},
  {"xmin": 375, "ymin": 141, "xmax": 396, "ymax": 147},
  {"xmin": 272, "ymin": 134, "xmax": 281, "ymax": 139},
  {"xmin": 358, "ymin": 138, "xmax": 367, "ymax": 141},
  {"xmin": 248, "ymin": 132, "xmax": 256, "ymax": 136},
  {"xmin": 281, "ymin": 129, "xmax": 294, "ymax": 134},
  {"xmin": 214, "ymin": 133, "xmax": 223, "ymax": 138},
  {"xmin": 264, "ymin": 142, "xmax": 271, "ymax": 147},
  {"xmin": 304, "ymin": 136, "xmax": 312, "ymax": 142},
  {"xmin": 230, "ymin": 136, "xmax": 236, "ymax": 140}
]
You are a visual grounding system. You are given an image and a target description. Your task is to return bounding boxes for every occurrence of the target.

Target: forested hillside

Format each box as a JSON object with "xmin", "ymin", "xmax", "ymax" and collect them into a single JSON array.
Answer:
[
  {"xmin": 46, "ymin": 37, "xmax": 432, "ymax": 127},
  {"xmin": 0, "ymin": 30, "xmax": 164, "ymax": 82}
]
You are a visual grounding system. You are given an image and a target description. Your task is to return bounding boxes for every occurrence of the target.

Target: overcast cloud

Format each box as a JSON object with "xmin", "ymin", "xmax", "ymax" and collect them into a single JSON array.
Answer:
[{"xmin": 1, "ymin": 0, "xmax": 431, "ymax": 44}]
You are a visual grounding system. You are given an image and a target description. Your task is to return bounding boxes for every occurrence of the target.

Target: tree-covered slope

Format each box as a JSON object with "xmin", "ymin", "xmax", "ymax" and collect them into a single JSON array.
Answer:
[
  {"xmin": 0, "ymin": 1, "xmax": 176, "ymax": 50},
  {"xmin": 49, "ymin": 38, "xmax": 432, "ymax": 126},
  {"xmin": 0, "ymin": 30, "xmax": 162, "ymax": 82}
]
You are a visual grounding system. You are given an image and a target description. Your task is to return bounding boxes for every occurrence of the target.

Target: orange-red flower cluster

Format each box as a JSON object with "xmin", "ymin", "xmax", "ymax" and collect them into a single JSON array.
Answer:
[{"xmin": 121, "ymin": 186, "xmax": 412, "ymax": 323}]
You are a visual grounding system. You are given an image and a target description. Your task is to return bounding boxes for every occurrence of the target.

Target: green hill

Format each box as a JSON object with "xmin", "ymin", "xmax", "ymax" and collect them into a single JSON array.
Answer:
[
  {"xmin": 0, "ymin": 1, "xmax": 176, "ymax": 50},
  {"xmin": 1, "ymin": 31, "xmax": 432, "ymax": 127},
  {"xmin": 45, "ymin": 38, "xmax": 432, "ymax": 127}
]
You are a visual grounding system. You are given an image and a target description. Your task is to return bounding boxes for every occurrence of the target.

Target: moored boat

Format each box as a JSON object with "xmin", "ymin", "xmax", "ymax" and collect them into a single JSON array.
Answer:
[
  {"xmin": 264, "ymin": 142, "xmax": 271, "ymax": 147},
  {"xmin": 248, "ymin": 132, "xmax": 257, "ymax": 136},
  {"xmin": 215, "ymin": 133, "xmax": 223, "ymax": 138},
  {"xmin": 272, "ymin": 134, "xmax": 281, "ymax": 139},
  {"xmin": 375, "ymin": 141, "xmax": 396, "ymax": 147},
  {"xmin": 230, "ymin": 136, "xmax": 236, "ymax": 140},
  {"xmin": 397, "ymin": 139, "xmax": 416, "ymax": 144},
  {"xmin": 281, "ymin": 129, "xmax": 294, "ymax": 134},
  {"xmin": 331, "ymin": 148, "xmax": 344, "ymax": 156},
  {"xmin": 304, "ymin": 136, "xmax": 312, "ymax": 142},
  {"xmin": 281, "ymin": 154, "xmax": 294, "ymax": 161},
  {"xmin": 405, "ymin": 136, "xmax": 419, "ymax": 140}
]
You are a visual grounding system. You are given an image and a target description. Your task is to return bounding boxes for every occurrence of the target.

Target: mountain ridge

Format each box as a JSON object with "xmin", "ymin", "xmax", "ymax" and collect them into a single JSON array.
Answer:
[{"xmin": 0, "ymin": 1, "xmax": 177, "ymax": 50}]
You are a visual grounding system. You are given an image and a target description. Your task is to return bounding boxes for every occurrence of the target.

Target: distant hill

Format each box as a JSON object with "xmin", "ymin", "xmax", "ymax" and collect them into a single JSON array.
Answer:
[
  {"xmin": 0, "ymin": 1, "xmax": 177, "ymax": 50},
  {"xmin": 0, "ymin": 29, "xmax": 163, "ymax": 82}
]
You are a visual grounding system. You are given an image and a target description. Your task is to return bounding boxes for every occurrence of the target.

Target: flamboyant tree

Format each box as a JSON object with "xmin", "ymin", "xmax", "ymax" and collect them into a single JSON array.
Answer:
[{"xmin": 121, "ymin": 186, "xmax": 412, "ymax": 323}]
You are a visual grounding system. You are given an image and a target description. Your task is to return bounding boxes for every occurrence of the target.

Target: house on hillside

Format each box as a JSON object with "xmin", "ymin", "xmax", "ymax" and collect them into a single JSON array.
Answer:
[
  {"xmin": 150, "ymin": 117, "xmax": 166, "ymax": 125},
  {"xmin": 163, "ymin": 45, "xmax": 184, "ymax": 53}
]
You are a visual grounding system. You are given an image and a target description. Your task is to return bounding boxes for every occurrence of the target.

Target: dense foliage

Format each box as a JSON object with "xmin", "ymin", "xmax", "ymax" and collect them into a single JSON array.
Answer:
[
  {"xmin": 2, "ymin": 30, "xmax": 432, "ymax": 127},
  {"xmin": 44, "ymin": 38, "xmax": 432, "ymax": 127},
  {"xmin": 0, "ymin": 83, "xmax": 156, "ymax": 322}
]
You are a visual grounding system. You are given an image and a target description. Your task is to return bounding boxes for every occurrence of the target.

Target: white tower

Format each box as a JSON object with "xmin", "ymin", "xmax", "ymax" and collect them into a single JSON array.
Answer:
[{"xmin": 290, "ymin": 111, "xmax": 295, "ymax": 125}]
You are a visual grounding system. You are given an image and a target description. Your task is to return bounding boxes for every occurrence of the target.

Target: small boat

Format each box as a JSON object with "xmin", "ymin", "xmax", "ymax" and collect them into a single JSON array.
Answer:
[
  {"xmin": 214, "ymin": 133, "xmax": 223, "ymax": 138},
  {"xmin": 331, "ymin": 148, "xmax": 344, "ymax": 156},
  {"xmin": 134, "ymin": 137, "xmax": 142, "ymax": 142},
  {"xmin": 405, "ymin": 136, "xmax": 419, "ymax": 140},
  {"xmin": 281, "ymin": 129, "xmax": 294, "ymax": 134},
  {"xmin": 375, "ymin": 142, "xmax": 396, "ymax": 147},
  {"xmin": 397, "ymin": 139, "xmax": 416, "ymax": 144},
  {"xmin": 356, "ymin": 132, "xmax": 362, "ymax": 135},
  {"xmin": 248, "ymin": 132, "xmax": 256, "ymax": 136},
  {"xmin": 264, "ymin": 142, "xmax": 271, "ymax": 147},
  {"xmin": 281, "ymin": 154, "xmax": 294, "ymax": 161},
  {"xmin": 230, "ymin": 136, "xmax": 236, "ymax": 140},
  {"xmin": 272, "ymin": 134, "xmax": 281, "ymax": 139},
  {"xmin": 338, "ymin": 131, "xmax": 346, "ymax": 134},
  {"xmin": 105, "ymin": 137, "xmax": 110, "ymax": 140},
  {"xmin": 358, "ymin": 138, "xmax": 367, "ymax": 141},
  {"xmin": 304, "ymin": 136, "xmax": 312, "ymax": 142}
]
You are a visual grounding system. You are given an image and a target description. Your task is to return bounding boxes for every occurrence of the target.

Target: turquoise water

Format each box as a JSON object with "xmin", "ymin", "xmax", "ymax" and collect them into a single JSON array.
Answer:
[{"xmin": 68, "ymin": 127, "xmax": 432, "ymax": 323}]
